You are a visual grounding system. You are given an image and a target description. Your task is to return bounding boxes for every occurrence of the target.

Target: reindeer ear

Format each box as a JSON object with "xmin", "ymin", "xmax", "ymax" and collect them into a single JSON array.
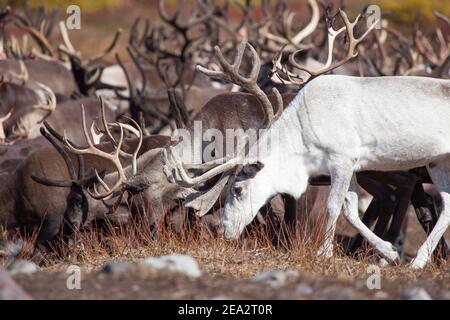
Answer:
[{"xmin": 242, "ymin": 161, "xmax": 264, "ymax": 178}]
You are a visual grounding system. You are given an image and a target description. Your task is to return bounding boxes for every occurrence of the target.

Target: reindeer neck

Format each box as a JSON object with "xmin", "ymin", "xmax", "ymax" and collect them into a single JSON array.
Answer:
[
  {"xmin": 257, "ymin": 91, "xmax": 307, "ymax": 163},
  {"xmin": 251, "ymin": 90, "xmax": 312, "ymax": 198}
]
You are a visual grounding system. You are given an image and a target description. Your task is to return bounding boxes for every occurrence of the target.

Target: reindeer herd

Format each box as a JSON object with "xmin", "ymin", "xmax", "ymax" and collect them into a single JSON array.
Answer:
[{"xmin": 0, "ymin": 1, "xmax": 449, "ymax": 269}]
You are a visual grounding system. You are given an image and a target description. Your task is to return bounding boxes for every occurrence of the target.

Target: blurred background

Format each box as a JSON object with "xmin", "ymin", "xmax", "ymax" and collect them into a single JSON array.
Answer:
[{"xmin": 1, "ymin": 0, "xmax": 450, "ymax": 58}]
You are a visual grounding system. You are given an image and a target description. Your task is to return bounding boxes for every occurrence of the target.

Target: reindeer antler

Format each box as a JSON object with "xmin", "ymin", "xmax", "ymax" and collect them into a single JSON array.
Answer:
[
  {"xmin": 61, "ymin": 101, "xmax": 141, "ymax": 200},
  {"xmin": 281, "ymin": 9, "xmax": 378, "ymax": 85},
  {"xmin": 197, "ymin": 42, "xmax": 282, "ymax": 125},
  {"xmin": 14, "ymin": 6, "xmax": 60, "ymax": 57},
  {"xmin": 262, "ymin": 0, "xmax": 320, "ymax": 52}
]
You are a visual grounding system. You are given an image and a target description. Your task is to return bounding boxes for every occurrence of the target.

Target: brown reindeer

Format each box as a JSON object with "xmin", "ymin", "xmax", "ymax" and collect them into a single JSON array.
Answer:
[{"xmin": 0, "ymin": 100, "xmax": 169, "ymax": 249}]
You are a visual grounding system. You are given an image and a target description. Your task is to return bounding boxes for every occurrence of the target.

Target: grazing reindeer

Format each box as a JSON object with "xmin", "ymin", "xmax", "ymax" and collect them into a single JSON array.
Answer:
[
  {"xmin": 213, "ymin": 12, "xmax": 450, "ymax": 269},
  {"xmin": 0, "ymin": 100, "xmax": 169, "ymax": 247},
  {"xmin": 59, "ymin": 41, "xmax": 294, "ymax": 238}
]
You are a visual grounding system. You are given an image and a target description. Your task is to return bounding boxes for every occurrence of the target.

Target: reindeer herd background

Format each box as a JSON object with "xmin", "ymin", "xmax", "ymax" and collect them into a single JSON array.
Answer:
[{"xmin": 0, "ymin": 0, "xmax": 449, "ymax": 272}]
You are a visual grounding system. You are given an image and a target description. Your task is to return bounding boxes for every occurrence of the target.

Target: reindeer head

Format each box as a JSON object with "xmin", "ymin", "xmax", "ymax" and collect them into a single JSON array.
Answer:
[
  {"xmin": 222, "ymin": 160, "xmax": 269, "ymax": 239},
  {"xmin": 31, "ymin": 126, "xmax": 122, "ymax": 233}
]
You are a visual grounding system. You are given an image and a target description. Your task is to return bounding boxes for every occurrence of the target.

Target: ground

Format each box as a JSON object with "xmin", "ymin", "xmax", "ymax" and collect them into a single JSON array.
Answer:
[{"xmin": 5, "ymin": 209, "xmax": 450, "ymax": 300}]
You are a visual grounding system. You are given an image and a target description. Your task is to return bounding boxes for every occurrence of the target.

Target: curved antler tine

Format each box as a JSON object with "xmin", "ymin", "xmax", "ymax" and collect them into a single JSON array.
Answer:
[
  {"xmin": 88, "ymin": 28, "xmax": 123, "ymax": 64},
  {"xmin": 80, "ymin": 104, "xmax": 95, "ymax": 148},
  {"xmin": 34, "ymin": 82, "xmax": 56, "ymax": 123},
  {"xmin": 31, "ymin": 174, "xmax": 73, "ymax": 188},
  {"xmin": 129, "ymin": 17, "xmax": 141, "ymax": 46},
  {"xmin": 291, "ymin": 0, "xmax": 320, "ymax": 44},
  {"xmin": 84, "ymin": 67, "xmax": 103, "ymax": 86},
  {"xmin": 232, "ymin": 42, "xmax": 247, "ymax": 71},
  {"xmin": 0, "ymin": 112, "xmax": 12, "ymax": 122},
  {"xmin": 119, "ymin": 116, "xmax": 143, "ymax": 175},
  {"xmin": 18, "ymin": 59, "xmax": 28, "ymax": 82},
  {"xmin": 39, "ymin": 127, "xmax": 77, "ymax": 180},
  {"xmin": 289, "ymin": 49, "xmax": 305, "ymax": 69},
  {"xmin": 196, "ymin": 64, "xmax": 223, "ymax": 79},
  {"xmin": 88, "ymin": 170, "xmax": 123, "ymax": 200},
  {"xmin": 141, "ymin": 19, "xmax": 150, "ymax": 45},
  {"xmin": 158, "ymin": 0, "xmax": 183, "ymax": 24},
  {"xmin": 272, "ymin": 88, "xmax": 283, "ymax": 120},
  {"xmin": 99, "ymin": 96, "xmax": 116, "ymax": 144},
  {"xmin": 114, "ymin": 123, "xmax": 124, "ymax": 157},
  {"xmin": 115, "ymin": 53, "xmax": 135, "ymax": 101},
  {"xmin": 43, "ymin": 121, "xmax": 65, "ymax": 144},
  {"xmin": 287, "ymin": 8, "xmax": 377, "ymax": 80},
  {"xmin": 94, "ymin": 169, "xmax": 111, "ymax": 193},
  {"xmin": 247, "ymin": 43, "xmax": 261, "ymax": 81},
  {"xmin": 58, "ymin": 21, "xmax": 77, "ymax": 54},
  {"xmin": 127, "ymin": 46, "xmax": 147, "ymax": 95},
  {"xmin": 63, "ymin": 129, "xmax": 87, "ymax": 154}
]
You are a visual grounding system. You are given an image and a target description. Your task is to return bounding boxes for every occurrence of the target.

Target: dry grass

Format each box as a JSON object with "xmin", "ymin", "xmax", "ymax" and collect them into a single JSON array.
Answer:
[{"xmin": 2, "ymin": 205, "xmax": 448, "ymax": 285}]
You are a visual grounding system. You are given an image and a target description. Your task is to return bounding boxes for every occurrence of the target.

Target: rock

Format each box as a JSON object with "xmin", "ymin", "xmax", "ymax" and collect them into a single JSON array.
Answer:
[
  {"xmin": 101, "ymin": 261, "xmax": 135, "ymax": 274},
  {"xmin": 7, "ymin": 260, "xmax": 38, "ymax": 275},
  {"xmin": 295, "ymin": 283, "xmax": 314, "ymax": 296},
  {"xmin": 0, "ymin": 240, "xmax": 23, "ymax": 259},
  {"xmin": 0, "ymin": 268, "xmax": 32, "ymax": 300},
  {"xmin": 210, "ymin": 295, "xmax": 232, "ymax": 300},
  {"xmin": 317, "ymin": 285, "xmax": 367, "ymax": 300},
  {"xmin": 378, "ymin": 258, "xmax": 389, "ymax": 268},
  {"xmin": 140, "ymin": 254, "xmax": 202, "ymax": 278},
  {"xmin": 374, "ymin": 291, "xmax": 389, "ymax": 299},
  {"xmin": 251, "ymin": 270, "xmax": 299, "ymax": 288},
  {"xmin": 401, "ymin": 287, "xmax": 432, "ymax": 300}
]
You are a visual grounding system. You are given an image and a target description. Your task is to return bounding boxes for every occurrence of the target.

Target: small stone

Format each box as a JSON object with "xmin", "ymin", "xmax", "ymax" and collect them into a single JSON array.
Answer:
[
  {"xmin": 140, "ymin": 254, "xmax": 202, "ymax": 278},
  {"xmin": 7, "ymin": 260, "xmax": 38, "ymax": 275},
  {"xmin": 378, "ymin": 258, "xmax": 389, "ymax": 267},
  {"xmin": 0, "ymin": 240, "xmax": 23, "ymax": 259},
  {"xmin": 295, "ymin": 283, "xmax": 314, "ymax": 296},
  {"xmin": 0, "ymin": 268, "xmax": 32, "ymax": 300},
  {"xmin": 251, "ymin": 270, "xmax": 299, "ymax": 288},
  {"xmin": 373, "ymin": 291, "xmax": 389, "ymax": 299},
  {"xmin": 101, "ymin": 261, "xmax": 135, "ymax": 274},
  {"xmin": 210, "ymin": 295, "xmax": 232, "ymax": 300},
  {"xmin": 401, "ymin": 288, "xmax": 432, "ymax": 300},
  {"xmin": 318, "ymin": 286, "xmax": 367, "ymax": 300}
]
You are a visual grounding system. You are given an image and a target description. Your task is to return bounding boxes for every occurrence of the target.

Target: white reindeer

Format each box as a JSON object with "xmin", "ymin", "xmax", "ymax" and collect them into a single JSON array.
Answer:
[
  {"xmin": 221, "ymin": 73, "xmax": 450, "ymax": 269},
  {"xmin": 185, "ymin": 11, "xmax": 450, "ymax": 269}
]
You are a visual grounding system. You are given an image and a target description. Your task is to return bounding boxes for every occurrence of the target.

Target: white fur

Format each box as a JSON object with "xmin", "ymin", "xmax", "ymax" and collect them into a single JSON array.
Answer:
[{"xmin": 223, "ymin": 75, "xmax": 450, "ymax": 269}]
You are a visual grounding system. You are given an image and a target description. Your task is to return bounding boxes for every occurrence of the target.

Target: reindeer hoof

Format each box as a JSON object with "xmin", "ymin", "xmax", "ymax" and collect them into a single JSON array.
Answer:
[{"xmin": 383, "ymin": 245, "xmax": 401, "ymax": 264}]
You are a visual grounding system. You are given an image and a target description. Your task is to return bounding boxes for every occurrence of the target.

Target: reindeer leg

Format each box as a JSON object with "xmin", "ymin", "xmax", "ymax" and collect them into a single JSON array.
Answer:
[
  {"xmin": 348, "ymin": 173, "xmax": 396, "ymax": 255},
  {"xmin": 383, "ymin": 173, "xmax": 417, "ymax": 258},
  {"xmin": 342, "ymin": 175, "xmax": 400, "ymax": 263},
  {"xmin": 318, "ymin": 159, "xmax": 354, "ymax": 258},
  {"xmin": 410, "ymin": 161, "xmax": 450, "ymax": 269},
  {"xmin": 318, "ymin": 158, "xmax": 398, "ymax": 259},
  {"xmin": 411, "ymin": 183, "xmax": 449, "ymax": 261}
]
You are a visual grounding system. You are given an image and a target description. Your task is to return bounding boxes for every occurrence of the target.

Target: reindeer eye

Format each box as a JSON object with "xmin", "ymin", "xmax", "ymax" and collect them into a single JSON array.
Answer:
[{"xmin": 234, "ymin": 186, "xmax": 243, "ymax": 196}]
